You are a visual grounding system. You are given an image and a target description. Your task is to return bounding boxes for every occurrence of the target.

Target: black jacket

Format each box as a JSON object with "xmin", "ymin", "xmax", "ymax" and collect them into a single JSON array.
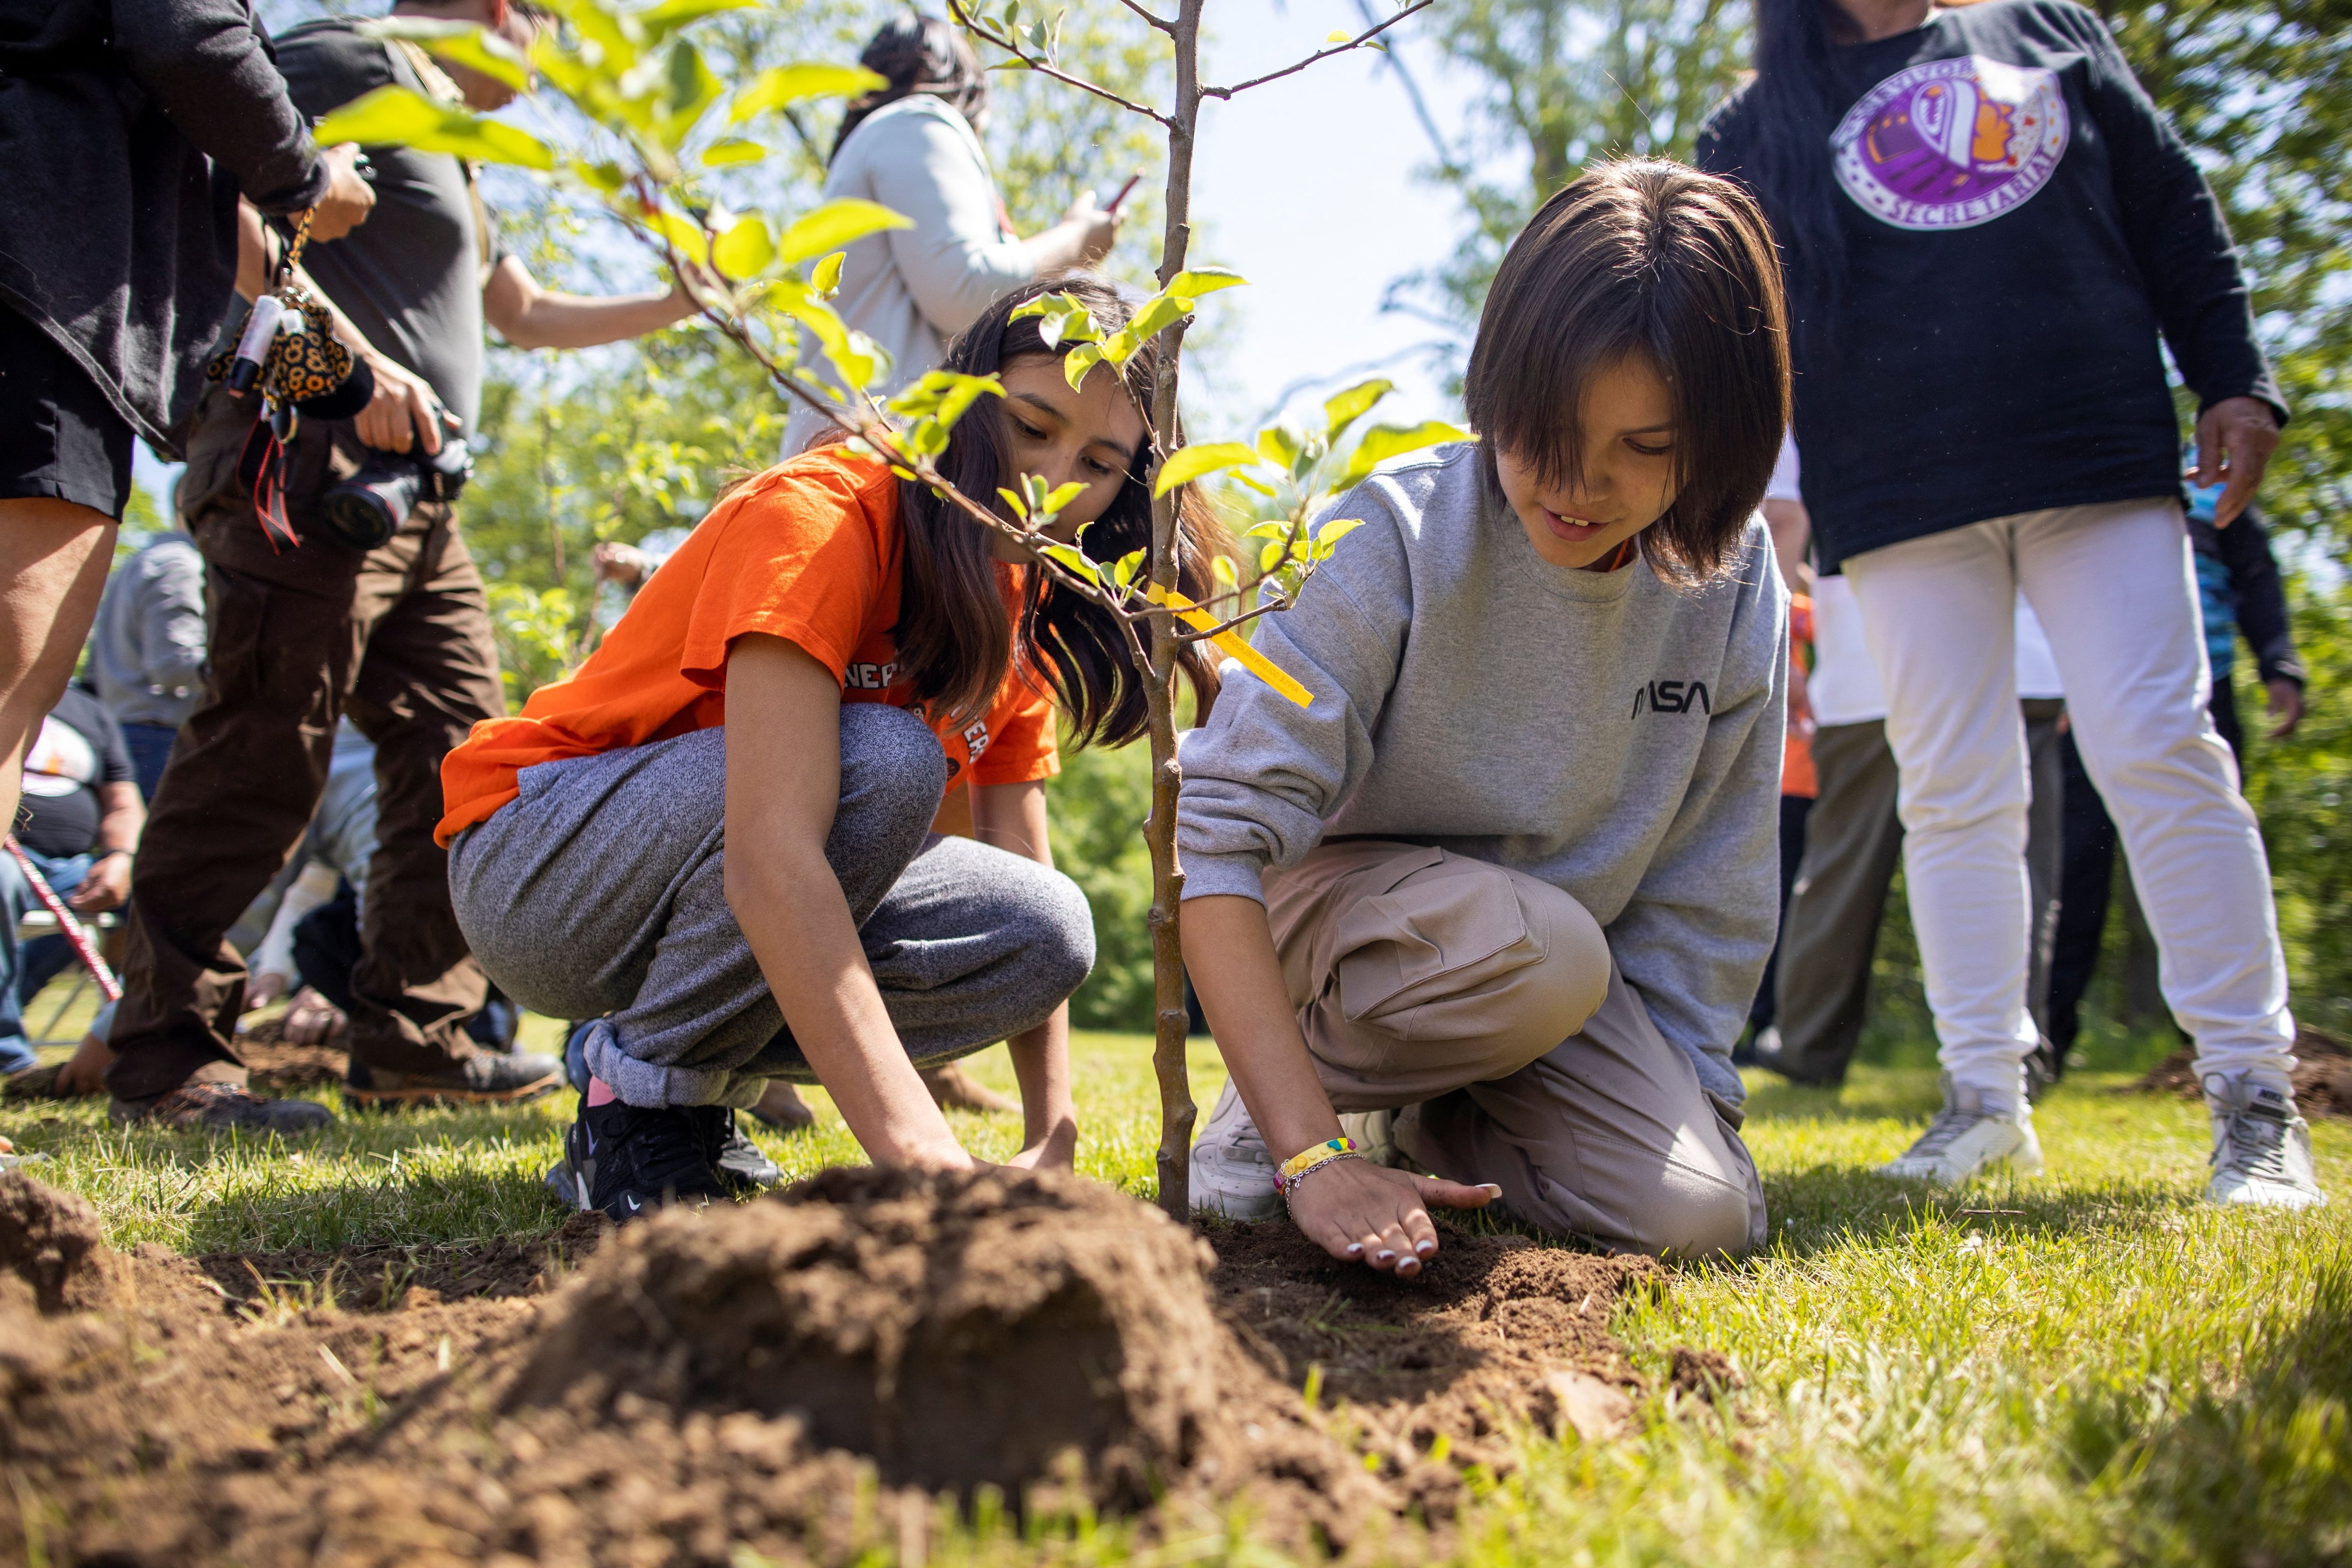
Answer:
[
  {"xmin": 1698, "ymin": 0, "xmax": 2282, "ymax": 568},
  {"xmin": 0, "ymin": 0, "xmax": 328, "ymax": 456}
]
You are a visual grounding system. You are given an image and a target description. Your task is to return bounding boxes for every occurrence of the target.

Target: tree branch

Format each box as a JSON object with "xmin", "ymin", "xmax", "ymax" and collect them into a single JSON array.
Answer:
[
  {"xmin": 1203, "ymin": 0, "xmax": 1434, "ymax": 100},
  {"xmin": 1116, "ymin": 0, "xmax": 1175, "ymax": 32},
  {"xmin": 946, "ymin": 0, "xmax": 1173, "ymax": 127},
  {"xmin": 1169, "ymin": 589, "xmax": 1294, "ymax": 644}
]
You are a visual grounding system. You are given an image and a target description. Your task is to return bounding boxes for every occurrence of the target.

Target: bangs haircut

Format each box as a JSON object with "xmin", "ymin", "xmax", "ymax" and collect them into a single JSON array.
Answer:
[{"xmin": 1463, "ymin": 158, "xmax": 1790, "ymax": 584}]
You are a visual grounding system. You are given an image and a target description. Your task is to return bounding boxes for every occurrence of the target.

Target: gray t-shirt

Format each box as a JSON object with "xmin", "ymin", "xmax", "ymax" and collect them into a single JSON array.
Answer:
[{"xmin": 275, "ymin": 21, "xmax": 501, "ymax": 436}]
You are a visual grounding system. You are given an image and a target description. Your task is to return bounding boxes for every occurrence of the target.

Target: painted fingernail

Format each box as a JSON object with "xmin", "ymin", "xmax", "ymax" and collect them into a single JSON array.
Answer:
[
  {"xmin": 1376, "ymin": 1249, "xmax": 1396, "ymax": 1262},
  {"xmin": 1415, "ymin": 1239, "xmax": 1436, "ymax": 1256},
  {"xmin": 1398, "ymin": 1258, "xmax": 1420, "ymax": 1275},
  {"xmin": 1345, "ymin": 1243, "xmax": 1364, "ymax": 1256}
]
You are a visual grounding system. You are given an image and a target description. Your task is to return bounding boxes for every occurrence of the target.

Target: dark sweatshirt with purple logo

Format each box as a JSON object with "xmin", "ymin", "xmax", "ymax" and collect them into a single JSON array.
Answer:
[{"xmin": 1698, "ymin": 0, "xmax": 2281, "ymax": 568}]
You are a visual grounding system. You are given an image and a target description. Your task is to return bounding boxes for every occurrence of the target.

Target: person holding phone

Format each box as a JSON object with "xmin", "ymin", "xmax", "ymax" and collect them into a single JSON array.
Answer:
[{"xmin": 779, "ymin": 16, "xmax": 1123, "ymax": 456}]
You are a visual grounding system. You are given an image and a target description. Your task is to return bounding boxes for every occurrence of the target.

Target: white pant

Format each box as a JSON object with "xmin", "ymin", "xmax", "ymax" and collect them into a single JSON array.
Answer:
[{"xmin": 1845, "ymin": 498, "xmax": 2295, "ymax": 1096}]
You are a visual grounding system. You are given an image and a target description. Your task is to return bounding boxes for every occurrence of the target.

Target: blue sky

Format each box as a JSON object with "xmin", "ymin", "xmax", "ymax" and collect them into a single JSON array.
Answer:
[{"xmin": 1189, "ymin": 2, "xmax": 1484, "ymax": 434}]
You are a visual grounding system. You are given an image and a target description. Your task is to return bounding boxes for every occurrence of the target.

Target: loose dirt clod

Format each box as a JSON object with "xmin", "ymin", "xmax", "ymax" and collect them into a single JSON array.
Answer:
[
  {"xmin": 0, "ymin": 1169, "xmax": 1695, "ymax": 1565},
  {"xmin": 2132, "ymin": 1025, "xmax": 2352, "ymax": 1120},
  {"xmin": 0, "ymin": 1169, "xmax": 102, "ymax": 1312}
]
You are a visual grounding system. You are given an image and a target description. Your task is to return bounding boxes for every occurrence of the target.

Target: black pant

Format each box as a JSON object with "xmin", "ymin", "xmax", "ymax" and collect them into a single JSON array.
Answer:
[{"xmin": 1748, "ymin": 794, "xmax": 1815, "ymax": 1031}]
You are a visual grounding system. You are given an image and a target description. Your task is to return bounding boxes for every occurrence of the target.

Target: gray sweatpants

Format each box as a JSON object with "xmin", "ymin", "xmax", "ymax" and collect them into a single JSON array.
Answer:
[{"xmin": 446, "ymin": 705, "xmax": 1095, "ymax": 1108}]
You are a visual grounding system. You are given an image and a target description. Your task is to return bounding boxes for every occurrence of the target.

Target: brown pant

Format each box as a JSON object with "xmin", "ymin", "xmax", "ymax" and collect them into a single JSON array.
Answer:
[
  {"xmin": 1264, "ymin": 840, "xmax": 1767, "ymax": 1258},
  {"xmin": 105, "ymin": 387, "xmax": 505, "ymax": 1100}
]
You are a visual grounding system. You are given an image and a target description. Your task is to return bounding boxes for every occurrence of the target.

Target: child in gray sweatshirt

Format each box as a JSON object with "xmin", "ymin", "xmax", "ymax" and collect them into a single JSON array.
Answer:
[{"xmin": 1179, "ymin": 159, "xmax": 1791, "ymax": 1270}]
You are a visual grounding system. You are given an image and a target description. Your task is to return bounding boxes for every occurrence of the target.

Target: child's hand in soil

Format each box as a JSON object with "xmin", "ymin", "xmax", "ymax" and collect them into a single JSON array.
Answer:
[{"xmin": 1287, "ymin": 1159, "xmax": 1502, "ymax": 1277}]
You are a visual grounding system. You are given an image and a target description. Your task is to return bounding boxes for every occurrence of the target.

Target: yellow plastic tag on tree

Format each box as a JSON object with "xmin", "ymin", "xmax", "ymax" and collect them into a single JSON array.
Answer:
[{"xmin": 1146, "ymin": 584, "xmax": 1312, "ymax": 708}]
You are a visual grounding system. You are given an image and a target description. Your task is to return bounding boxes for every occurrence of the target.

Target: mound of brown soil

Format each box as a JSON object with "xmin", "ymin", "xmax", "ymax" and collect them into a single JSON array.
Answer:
[
  {"xmin": 2131, "ymin": 1026, "xmax": 2352, "ymax": 1120},
  {"xmin": 0, "ymin": 1167, "xmax": 1699, "ymax": 1566},
  {"xmin": 513, "ymin": 1167, "xmax": 1228, "ymax": 1505}
]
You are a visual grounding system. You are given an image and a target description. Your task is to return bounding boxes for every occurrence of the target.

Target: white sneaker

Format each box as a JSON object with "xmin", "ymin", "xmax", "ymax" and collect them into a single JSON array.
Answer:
[
  {"xmin": 2203, "ymin": 1074, "xmax": 2327, "ymax": 1211},
  {"xmin": 1338, "ymin": 1107, "xmax": 1397, "ymax": 1168},
  {"xmin": 1876, "ymin": 1075, "xmax": 2044, "ymax": 1185},
  {"xmin": 1191, "ymin": 1079, "xmax": 1282, "ymax": 1219}
]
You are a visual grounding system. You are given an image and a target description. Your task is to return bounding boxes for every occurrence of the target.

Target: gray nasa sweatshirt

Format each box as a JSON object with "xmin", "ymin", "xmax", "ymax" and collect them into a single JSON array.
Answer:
[{"xmin": 1176, "ymin": 443, "xmax": 1788, "ymax": 1106}]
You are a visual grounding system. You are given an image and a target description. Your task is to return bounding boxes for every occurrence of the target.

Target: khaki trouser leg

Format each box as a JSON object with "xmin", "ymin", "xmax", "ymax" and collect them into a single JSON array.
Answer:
[{"xmin": 1263, "ymin": 841, "xmax": 1767, "ymax": 1259}]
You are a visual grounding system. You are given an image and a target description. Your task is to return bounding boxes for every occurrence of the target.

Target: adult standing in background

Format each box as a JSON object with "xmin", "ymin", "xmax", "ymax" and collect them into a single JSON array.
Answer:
[
  {"xmin": 1700, "ymin": 0, "xmax": 2322, "ymax": 1209},
  {"xmin": 779, "ymin": 15, "xmax": 1120, "ymax": 456},
  {"xmin": 108, "ymin": 0, "xmax": 701, "ymax": 1131},
  {"xmin": 0, "ymin": 0, "xmax": 372, "ymax": 852},
  {"xmin": 87, "ymin": 520, "xmax": 207, "ymax": 801}
]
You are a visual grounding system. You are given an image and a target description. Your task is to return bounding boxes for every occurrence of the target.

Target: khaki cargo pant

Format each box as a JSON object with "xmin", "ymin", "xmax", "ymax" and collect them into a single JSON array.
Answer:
[{"xmin": 1263, "ymin": 841, "xmax": 1768, "ymax": 1258}]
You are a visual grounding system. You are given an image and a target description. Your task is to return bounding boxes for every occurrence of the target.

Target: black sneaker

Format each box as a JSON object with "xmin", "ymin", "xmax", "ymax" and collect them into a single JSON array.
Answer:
[
  {"xmin": 345, "ymin": 1051, "xmax": 564, "ymax": 1109},
  {"xmin": 544, "ymin": 1095, "xmax": 732, "ymax": 1222},
  {"xmin": 711, "ymin": 1111, "xmax": 782, "ymax": 1193}
]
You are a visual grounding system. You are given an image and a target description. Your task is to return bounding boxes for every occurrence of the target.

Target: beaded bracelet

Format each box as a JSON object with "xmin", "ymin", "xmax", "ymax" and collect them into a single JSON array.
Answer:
[{"xmin": 1274, "ymin": 1135, "xmax": 1361, "ymax": 1194}]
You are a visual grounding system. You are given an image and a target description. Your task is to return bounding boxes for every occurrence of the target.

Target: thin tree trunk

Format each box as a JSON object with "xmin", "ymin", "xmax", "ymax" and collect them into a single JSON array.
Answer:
[{"xmin": 1146, "ymin": 0, "xmax": 1206, "ymax": 1219}]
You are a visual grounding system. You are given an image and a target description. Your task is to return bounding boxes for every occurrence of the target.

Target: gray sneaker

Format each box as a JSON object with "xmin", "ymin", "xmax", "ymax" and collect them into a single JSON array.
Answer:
[
  {"xmin": 1876, "ymin": 1075, "xmax": 2044, "ymax": 1185},
  {"xmin": 1190, "ymin": 1078, "xmax": 1281, "ymax": 1219},
  {"xmin": 2203, "ymin": 1074, "xmax": 2326, "ymax": 1211}
]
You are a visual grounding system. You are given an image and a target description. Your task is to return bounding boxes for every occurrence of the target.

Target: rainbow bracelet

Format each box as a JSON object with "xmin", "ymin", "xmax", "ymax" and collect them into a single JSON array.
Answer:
[{"xmin": 1274, "ymin": 1135, "xmax": 1362, "ymax": 1194}]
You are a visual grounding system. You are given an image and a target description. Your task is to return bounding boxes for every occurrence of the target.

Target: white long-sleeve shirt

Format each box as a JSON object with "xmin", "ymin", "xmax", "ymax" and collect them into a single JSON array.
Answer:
[{"xmin": 780, "ymin": 96, "xmax": 1034, "ymax": 456}]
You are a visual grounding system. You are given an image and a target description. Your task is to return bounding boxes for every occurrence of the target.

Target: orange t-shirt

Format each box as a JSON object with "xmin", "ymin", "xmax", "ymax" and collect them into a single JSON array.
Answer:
[
  {"xmin": 1780, "ymin": 593, "xmax": 1817, "ymax": 799},
  {"xmin": 437, "ymin": 446, "xmax": 1058, "ymax": 846}
]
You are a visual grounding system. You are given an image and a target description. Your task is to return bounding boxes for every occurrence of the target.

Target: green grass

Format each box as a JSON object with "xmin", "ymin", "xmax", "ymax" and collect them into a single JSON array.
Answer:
[{"xmin": 5, "ymin": 1007, "xmax": 2348, "ymax": 1566}]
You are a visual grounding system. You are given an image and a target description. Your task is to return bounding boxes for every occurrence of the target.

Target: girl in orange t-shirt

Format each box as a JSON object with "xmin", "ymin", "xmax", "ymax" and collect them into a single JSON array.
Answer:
[{"xmin": 445, "ymin": 277, "xmax": 1224, "ymax": 1221}]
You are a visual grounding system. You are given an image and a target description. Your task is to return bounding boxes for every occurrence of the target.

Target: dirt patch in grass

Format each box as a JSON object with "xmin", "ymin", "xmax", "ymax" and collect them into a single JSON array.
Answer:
[
  {"xmin": 0, "ymin": 1167, "xmax": 1686, "ymax": 1565},
  {"xmin": 2131, "ymin": 1025, "xmax": 2352, "ymax": 1120},
  {"xmin": 228, "ymin": 1020, "xmax": 350, "ymax": 1092}
]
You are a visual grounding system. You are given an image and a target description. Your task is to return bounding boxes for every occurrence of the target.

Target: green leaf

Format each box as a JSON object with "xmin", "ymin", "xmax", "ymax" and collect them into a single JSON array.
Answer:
[
  {"xmin": 711, "ymin": 215, "xmax": 774, "ymax": 279},
  {"xmin": 777, "ymin": 199, "xmax": 911, "ymax": 265},
  {"xmin": 659, "ymin": 38, "xmax": 726, "ymax": 146},
  {"xmin": 313, "ymin": 85, "xmax": 556, "ymax": 170},
  {"xmin": 1256, "ymin": 424, "xmax": 1305, "ymax": 472},
  {"xmin": 1060, "ymin": 343, "xmax": 1105, "ymax": 392},
  {"xmin": 889, "ymin": 371, "xmax": 1003, "ymax": 430},
  {"xmin": 1231, "ymin": 472, "xmax": 1279, "ymax": 498},
  {"xmin": 1042, "ymin": 481, "xmax": 1088, "ymax": 517},
  {"xmin": 359, "ymin": 17, "xmax": 529, "ymax": 92},
  {"xmin": 1244, "ymin": 520, "xmax": 1295, "ymax": 539},
  {"xmin": 1124, "ymin": 291, "xmax": 1189, "ymax": 345},
  {"xmin": 771, "ymin": 281, "xmax": 886, "ymax": 391},
  {"xmin": 699, "ymin": 136, "xmax": 766, "ymax": 167},
  {"xmin": 996, "ymin": 486, "xmax": 1030, "ymax": 521},
  {"xmin": 638, "ymin": 0, "xmax": 758, "ymax": 40},
  {"xmin": 1112, "ymin": 549, "xmax": 1145, "ymax": 589},
  {"xmin": 730, "ymin": 63, "xmax": 890, "ymax": 123},
  {"xmin": 1167, "ymin": 266, "xmax": 1247, "ymax": 299},
  {"xmin": 811, "ymin": 250, "xmax": 846, "ymax": 298},
  {"xmin": 1211, "ymin": 555, "xmax": 1239, "ymax": 589},
  {"xmin": 1259, "ymin": 539, "xmax": 1293, "ymax": 575},
  {"xmin": 1153, "ymin": 442, "xmax": 1263, "ymax": 498},
  {"xmin": 1316, "ymin": 518, "xmax": 1366, "ymax": 551},
  {"xmin": 1041, "ymin": 544, "xmax": 1099, "ymax": 583},
  {"xmin": 1322, "ymin": 378, "xmax": 1394, "ymax": 444},
  {"xmin": 1336, "ymin": 420, "xmax": 1471, "ymax": 490},
  {"xmin": 571, "ymin": 158, "xmax": 628, "ymax": 193},
  {"xmin": 644, "ymin": 207, "xmax": 710, "ymax": 266}
]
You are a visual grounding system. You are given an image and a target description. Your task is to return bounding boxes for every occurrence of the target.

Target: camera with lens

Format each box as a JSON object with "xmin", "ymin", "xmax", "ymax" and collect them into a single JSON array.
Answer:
[{"xmin": 318, "ymin": 438, "xmax": 473, "ymax": 550}]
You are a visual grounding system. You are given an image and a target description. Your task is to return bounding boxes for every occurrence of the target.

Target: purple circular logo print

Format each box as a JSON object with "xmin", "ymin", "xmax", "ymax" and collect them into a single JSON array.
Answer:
[{"xmin": 1833, "ymin": 55, "xmax": 2069, "ymax": 231}]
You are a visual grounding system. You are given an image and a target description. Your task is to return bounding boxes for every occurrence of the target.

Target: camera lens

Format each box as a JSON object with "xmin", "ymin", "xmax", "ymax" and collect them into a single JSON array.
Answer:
[{"xmin": 316, "ymin": 478, "xmax": 405, "ymax": 550}]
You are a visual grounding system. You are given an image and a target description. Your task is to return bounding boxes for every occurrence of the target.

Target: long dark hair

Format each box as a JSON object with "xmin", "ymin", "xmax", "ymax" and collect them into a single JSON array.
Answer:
[
  {"xmin": 1462, "ymin": 160, "xmax": 1789, "ymax": 584},
  {"xmin": 894, "ymin": 275, "xmax": 1228, "ymax": 746},
  {"xmin": 1744, "ymin": 0, "xmax": 1853, "ymax": 342},
  {"xmin": 830, "ymin": 13, "xmax": 991, "ymax": 165}
]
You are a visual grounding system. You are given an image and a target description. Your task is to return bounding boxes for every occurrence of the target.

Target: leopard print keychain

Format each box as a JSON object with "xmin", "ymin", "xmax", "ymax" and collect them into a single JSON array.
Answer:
[{"xmin": 207, "ymin": 209, "xmax": 377, "ymax": 547}]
